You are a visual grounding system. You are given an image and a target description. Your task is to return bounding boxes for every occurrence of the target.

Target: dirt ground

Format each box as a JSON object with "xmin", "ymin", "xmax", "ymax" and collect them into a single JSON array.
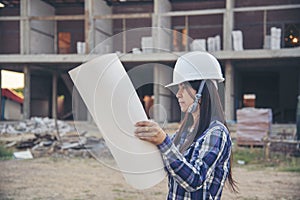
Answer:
[{"xmin": 0, "ymin": 156, "xmax": 300, "ymax": 200}]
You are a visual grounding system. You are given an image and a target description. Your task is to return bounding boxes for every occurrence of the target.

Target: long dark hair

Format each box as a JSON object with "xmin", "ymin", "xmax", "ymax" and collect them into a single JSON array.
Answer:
[{"xmin": 175, "ymin": 80, "xmax": 238, "ymax": 193}]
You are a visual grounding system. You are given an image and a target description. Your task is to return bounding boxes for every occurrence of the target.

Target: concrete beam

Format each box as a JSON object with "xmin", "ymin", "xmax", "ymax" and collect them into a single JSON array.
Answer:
[
  {"xmin": 1, "ymin": 4, "xmax": 298, "ymax": 21},
  {"xmin": 161, "ymin": 9, "xmax": 225, "ymax": 17},
  {"xmin": 0, "ymin": 13, "xmax": 149, "ymax": 21},
  {"xmin": 0, "ymin": 54, "xmax": 92, "ymax": 63},
  {"xmin": 1, "ymin": 49, "xmax": 300, "ymax": 64},
  {"xmin": 213, "ymin": 49, "xmax": 300, "ymax": 60},
  {"xmin": 234, "ymin": 4, "xmax": 300, "ymax": 12},
  {"xmin": 30, "ymin": 15, "xmax": 85, "ymax": 21},
  {"xmin": 0, "ymin": 15, "xmax": 84, "ymax": 21},
  {"xmin": 94, "ymin": 13, "xmax": 151, "ymax": 20},
  {"xmin": 0, "ymin": 16, "xmax": 27, "ymax": 21},
  {"xmin": 121, "ymin": 53, "xmax": 180, "ymax": 62}
]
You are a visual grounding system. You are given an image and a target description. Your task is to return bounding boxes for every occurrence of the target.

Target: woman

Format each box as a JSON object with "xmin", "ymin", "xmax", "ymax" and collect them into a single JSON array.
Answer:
[{"xmin": 135, "ymin": 51, "xmax": 237, "ymax": 199}]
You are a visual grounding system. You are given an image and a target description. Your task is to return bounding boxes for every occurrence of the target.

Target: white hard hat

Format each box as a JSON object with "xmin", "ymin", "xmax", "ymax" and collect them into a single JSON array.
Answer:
[{"xmin": 165, "ymin": 51, "xmax": 224, "ymax": 88}]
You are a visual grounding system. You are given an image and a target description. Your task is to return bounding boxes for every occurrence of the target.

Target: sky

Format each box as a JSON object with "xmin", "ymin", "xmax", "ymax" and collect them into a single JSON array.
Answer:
[{"xmin": 1, "ymin": 70, "xmax": 24, "ymax": 89}]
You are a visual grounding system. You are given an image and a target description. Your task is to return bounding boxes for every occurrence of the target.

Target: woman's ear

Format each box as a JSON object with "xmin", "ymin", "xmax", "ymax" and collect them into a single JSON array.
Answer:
[{"xmin": 198, "ymin": 97, "xmax": 202, "ymax": 105}]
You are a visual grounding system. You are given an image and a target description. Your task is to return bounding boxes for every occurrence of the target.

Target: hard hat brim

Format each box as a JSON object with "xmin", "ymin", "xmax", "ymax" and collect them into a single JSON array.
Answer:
[
  {"xmin": 165, "ymin": 82, "xmax": 181, "ymax": 88},
  {"xmin": 165, "ymin": 78, "xmax": 224, "ymax": 88}
]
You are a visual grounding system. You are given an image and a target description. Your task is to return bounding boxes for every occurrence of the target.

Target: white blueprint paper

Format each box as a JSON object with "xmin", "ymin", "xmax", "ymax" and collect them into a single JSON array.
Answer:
[{"xmin": 68, "ymin": 53, "xmax": 166, "ymax": 189}]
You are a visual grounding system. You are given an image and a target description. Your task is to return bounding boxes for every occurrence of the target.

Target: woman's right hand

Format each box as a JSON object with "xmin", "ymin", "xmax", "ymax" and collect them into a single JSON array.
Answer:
[{"xmin": 134, "ymin": 120, "xmax": 166, "ymax": 145}]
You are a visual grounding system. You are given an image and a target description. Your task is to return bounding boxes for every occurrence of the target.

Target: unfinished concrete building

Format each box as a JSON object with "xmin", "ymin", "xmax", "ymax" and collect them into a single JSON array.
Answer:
[{"xmin": 0, "ymin": 0, "xmax": 299, "ymax": 124}]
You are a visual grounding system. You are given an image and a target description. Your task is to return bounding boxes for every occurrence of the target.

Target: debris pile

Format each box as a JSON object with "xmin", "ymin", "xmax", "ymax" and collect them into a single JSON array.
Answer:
[
  {"xmin": 0, "ymin": 117, "xmax": 110, "ymax": 159},
  {"xmin": 1, "ymin": 118, "xmax": 180, "ymax": 160},
  {"xmin": 0, "ymin": 117, "xmax": 74, "ymax": 135}
]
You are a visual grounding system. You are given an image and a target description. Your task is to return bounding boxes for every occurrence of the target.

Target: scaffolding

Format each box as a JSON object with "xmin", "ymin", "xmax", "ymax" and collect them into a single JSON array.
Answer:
[{"xmin": 0, "ymin": 0, "xmax": 299, "ymax": 123}]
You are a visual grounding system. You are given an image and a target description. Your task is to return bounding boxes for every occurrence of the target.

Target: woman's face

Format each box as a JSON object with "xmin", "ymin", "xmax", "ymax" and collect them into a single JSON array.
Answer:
[{"xmin": 176, "ymin": 83, "xmax": 196, "ymax": 112}]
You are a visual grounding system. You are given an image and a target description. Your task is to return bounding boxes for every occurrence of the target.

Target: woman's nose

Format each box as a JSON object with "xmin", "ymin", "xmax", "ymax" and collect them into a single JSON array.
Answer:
[{"xmin": 176, "ymin": 89, "xmax": 182, "ymax": 98}]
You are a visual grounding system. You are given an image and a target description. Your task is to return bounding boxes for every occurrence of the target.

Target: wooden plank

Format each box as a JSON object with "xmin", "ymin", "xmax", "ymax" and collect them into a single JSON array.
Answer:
[
  {"xmin": 267, "ymin": 139, "xmax": 300, "ymax": 144},
  {"xmin": 237, "ymin": 140, "xmax": 264, "ymax": 147}
]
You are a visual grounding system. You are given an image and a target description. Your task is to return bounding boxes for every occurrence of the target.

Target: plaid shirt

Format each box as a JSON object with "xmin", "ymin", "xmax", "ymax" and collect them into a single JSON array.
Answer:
[{"xmin": 157, "ymin": 121, "xmax": 231, "ymax": 200}]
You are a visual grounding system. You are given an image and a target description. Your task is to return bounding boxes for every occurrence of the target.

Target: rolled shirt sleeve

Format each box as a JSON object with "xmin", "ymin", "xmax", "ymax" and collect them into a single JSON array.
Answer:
[{"xmin": 157, "ymin": 124, "xmax": 229, "ymax": 192}]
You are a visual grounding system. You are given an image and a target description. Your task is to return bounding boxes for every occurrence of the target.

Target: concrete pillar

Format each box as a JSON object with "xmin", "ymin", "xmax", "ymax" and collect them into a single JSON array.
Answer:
[
  {"xmin": 72, "ymin": 88, "xmax": 87, "ymax": 121},
  {"xmin": 23, "ymin": 66, "xmax": 31, "ymax": 119},
  {"xmin": 84, "ymin": 0, "xmax": 95, "ymax": 53},
  {"xmin": 54, "ymin": 21, "xmax": 58, "ymax": 54},
  {"xmin": 20, "ymin": 0, "xmax": 30, "ymax": 54},
  {"xmin": 52, "ymin": 72, "xmax": 57, "ymax": 119},
  {"xmin": 223, "ymin": 0, "xmax": 234, "ymax": 50},
  {"xmin": 279, "ymin": 70, "xmax": 298, "ymax": 122},
  {"xmin": 298, "ymin": 71, "xmax": 300, "ymax": 95},
  {"xmin": 152, "ymin": 0, "xmax": 171, "ymax": 52},
  {"xmin": 225, "ymin": 60, "xmax": 235, "ymax": 121},
  {"xmin": 83, "ymin": 0, "xmax": 110, "ymax": 121},
  {"xmin": 218, "ymin": 81, "xmax": 225, "ymax": 111},
  {"xmin": 0, "ymin": 70, "xmax": 2, "ymax": 120},
  {"xmin": 29, "ymin": 0, "xmax": 55, "ymax": 54},
  {"xmin": 152, "ymin": 0, "xmax": 173, "ymax": 123},
  {"xmin": 297, "ymin": 71, "xmax": 300, "ymax": 139},
  {"xmin": 153, "ymin": 65, "xmax": 173, "ymax": 123},
  {"xmin": 93, "ymin": 0, "xmax": 112, "ymax": 54}
]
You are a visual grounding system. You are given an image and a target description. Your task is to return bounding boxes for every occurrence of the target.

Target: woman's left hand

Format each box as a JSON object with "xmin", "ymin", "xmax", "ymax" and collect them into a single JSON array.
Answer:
[{"xmin": 135, "ymin": 121, "xmax": 166, "ymax": 145}]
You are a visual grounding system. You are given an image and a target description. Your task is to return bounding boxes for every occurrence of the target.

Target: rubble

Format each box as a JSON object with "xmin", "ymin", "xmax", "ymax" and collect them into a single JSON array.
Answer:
[
  {"xmin": 0, "ymin": 117, "xmax": 109, "ymax": 159},
  {"xmin": 0, "ymin": 117, "xmax": 74, "ymax": 136},
  {"xmin": 0, "ymin": 118, "xmax": 179, "ymax": 159}
]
